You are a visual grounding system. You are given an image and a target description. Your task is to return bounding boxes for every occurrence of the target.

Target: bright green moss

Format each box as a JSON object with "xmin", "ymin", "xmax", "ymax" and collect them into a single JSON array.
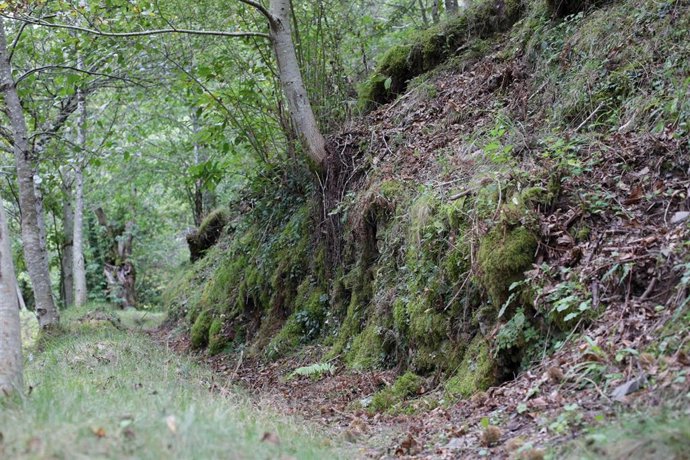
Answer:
[
  {"xmin": 208, "ymin": 319, "xmax": 227, "ymax": 356},
  {"xmin": 266, "ymin": 281, "xmax": 328, "ymax": 361},
  {"xmin": 407, "ymin": 298, "xmax": 446, "ymax": 346},
  {"xmin": 191, "ymin": 310, "xmax": 212, "ymax": 350},
  {"xmin": 477, "ymin": 226, "xmax": 538, "ymax": 308},
  {"xmin": 445, "ymin": 335, "xmax": 495, "ymax": 398},
  {"xmin": 345, "ymin": 321, "xmax": 385, "ymax": 369},
  {"xmin": 369, "ymin": 371, "xmax": 424, "ymax": 412}
]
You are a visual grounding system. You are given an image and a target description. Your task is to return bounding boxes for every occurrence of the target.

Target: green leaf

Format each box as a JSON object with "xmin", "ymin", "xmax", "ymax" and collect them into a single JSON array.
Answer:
[{"xmin": 384, "ymin": 77, "xmax": 392, "ymax": 91}]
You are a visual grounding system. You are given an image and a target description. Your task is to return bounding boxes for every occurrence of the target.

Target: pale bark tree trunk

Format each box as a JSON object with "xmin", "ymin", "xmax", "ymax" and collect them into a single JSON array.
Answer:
[
  {"xmin": 432, "ymin": 0, "xmax": 441, "ymax": 23},
  {"xmin": 267, "ymin": 0, "xmax": 327, "ymax": 171},
  {"xmin": 445, "ymin": 0, "xmax": 459, "ymax": 15},
  {"xmin": 73, "ymin": 164, "xmax": 87, "ymax": 306},
  {"xmin": 73, "ymin": 76, "xmax": 88, "ymax": 307},
  {"xmin": 0, "ymin": 200, "xmax": 23, "ymax": 396},
  {"xmin": 61, "ymin": 181, "xmax": 75, "ymax": 307},
  {"xmin": 0, "ymin": 19, "xmax": 59, "ymax": 328}
]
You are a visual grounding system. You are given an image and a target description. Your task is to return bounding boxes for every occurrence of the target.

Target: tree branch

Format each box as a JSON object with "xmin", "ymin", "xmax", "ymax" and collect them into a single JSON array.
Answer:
[
  {"xmin": 236, "ymin": 0, "xmax": 275, "ymax": 24},
  {"xmin": 16, "ymin": 65, "xmax": 149, "ymax": 86},
  {"xmin": 7, "ymin": 20, "xmax": 28, "ymax": 62},
  {"xmin": 1, "ymin": 14, "xmax": 270, "ymax": 39}
]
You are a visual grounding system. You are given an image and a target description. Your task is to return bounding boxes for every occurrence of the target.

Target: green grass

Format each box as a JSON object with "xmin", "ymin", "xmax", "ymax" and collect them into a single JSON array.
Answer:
[
  {"xmin": 1, "ymin": 305, "xmax": 338, "ymax": 459},
  {"xmin": 560, "ymin": 412, "xmax": 690, "ymax": 460}
]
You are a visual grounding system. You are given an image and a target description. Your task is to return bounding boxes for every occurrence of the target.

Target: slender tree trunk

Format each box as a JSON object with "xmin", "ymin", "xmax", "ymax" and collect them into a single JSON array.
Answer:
[
  {"xmin": 445, "ymin": 0, "xmax": 459, "ymax": 15},
  {"xmin": 418, "ymin": 0, "xmax": 430, "ymax": 26},
  {"xmin": 61, "ymin": 183, "xmax": 75, "ymax": 307},
  {"xmin": 0, "ymin": 200, "xmax": 23, "ymax": 396},
  {"xmin": 268, "ymin": 0, "xmax": 327, "ymax": 171},
  {"xmin": 73, "ymin": 79, "xmax": 88, "ymax": 307},
  {"xmin": 0, "ymin": 19, "xmax": 58, "ymax": 328},
  {"xmin": 432, "ymin": 0, "xmax": 440, "ymax": 23},
  {"xmin": 16, "ymin": 282, "xmax": 26, "ymax": 310}
]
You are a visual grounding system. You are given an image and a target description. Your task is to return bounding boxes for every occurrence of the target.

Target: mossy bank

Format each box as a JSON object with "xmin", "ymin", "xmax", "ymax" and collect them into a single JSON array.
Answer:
[{"xmin": 165, "ymin": 0, "xmax": 690, "ymax": 413}]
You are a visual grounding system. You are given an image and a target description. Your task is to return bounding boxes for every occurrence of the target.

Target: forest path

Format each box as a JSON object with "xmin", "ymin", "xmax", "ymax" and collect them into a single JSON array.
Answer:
[{"xmin": 1, "ymin": 306, "xmax": 338, "ymax": 460}]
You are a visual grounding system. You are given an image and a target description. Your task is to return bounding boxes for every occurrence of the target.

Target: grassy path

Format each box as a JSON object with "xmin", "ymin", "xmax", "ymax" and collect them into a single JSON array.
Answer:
[{"xmin": 1, "ymin": 307, "xmax": 338, "ymax": 459}]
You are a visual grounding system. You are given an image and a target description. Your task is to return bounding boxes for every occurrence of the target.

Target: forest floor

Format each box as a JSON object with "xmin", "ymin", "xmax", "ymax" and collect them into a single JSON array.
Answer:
[
  {"xmin": 157, "ymin": 324, "xmax": 690, "ymax": 460},
  {"xmin": 1, "ymin": 306, "xmax": 338, "ymax": 460}
]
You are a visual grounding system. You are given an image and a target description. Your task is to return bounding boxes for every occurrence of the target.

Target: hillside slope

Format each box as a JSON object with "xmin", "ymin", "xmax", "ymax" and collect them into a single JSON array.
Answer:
[{"xmin": 165, "ymin": 0, "xmax": 690, "ymax": 456}]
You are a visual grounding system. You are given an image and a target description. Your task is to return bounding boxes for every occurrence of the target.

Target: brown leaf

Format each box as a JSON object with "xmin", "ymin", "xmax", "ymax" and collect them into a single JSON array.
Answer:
[
  {"xmin": 623, "ymin": 185, "xmax": 644, "ymax": 205},
  {"xmin": 92, "ymin": 427, "xmax": 106, "ymax": 438},
  {"xmin": 480, "ymin": 426, "xmax": 502, "ymax": 447},
  {"xmin": 261, "ymin": 432, "xmax": 281, "ymax": 445}
]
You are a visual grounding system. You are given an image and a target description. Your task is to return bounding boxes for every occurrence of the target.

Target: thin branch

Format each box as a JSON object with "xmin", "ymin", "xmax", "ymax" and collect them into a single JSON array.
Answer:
[
  {"xmin": 236, "ymin": 0, "xmax": 275, "ymax": 24},
  {"xmin": 1, "ymin": 14, "xmax": 270, "ymax": 39},
  {"xmin": 7, "ymin": 20, "xmax": 28, "ymax": 62},
  {"xmin": 16, "ymin": 65, "xmax": 148, "ymax": 86}
]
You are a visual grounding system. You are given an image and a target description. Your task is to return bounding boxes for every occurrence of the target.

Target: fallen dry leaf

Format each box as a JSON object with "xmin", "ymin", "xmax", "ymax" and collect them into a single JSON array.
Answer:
[{"xmin": 261, "ymin": 431, "xmax": 281, "ymax": 445}]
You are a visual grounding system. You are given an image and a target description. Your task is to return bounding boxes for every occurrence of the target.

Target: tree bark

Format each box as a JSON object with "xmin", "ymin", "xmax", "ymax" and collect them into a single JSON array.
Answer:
[
  {"xmin": 445, "ymin": 0, "xmax": 459, "ymax": 15},
  {"xmin": 0, "ymin": 199, "xmax": 23, "ymax": 396},
  {"xmin": 95, "ymin": 207, "xmax": 135, "ymax": 308},
  {"xmin": 432, "ymin": 0, "xmax": 441, "ymax": 23},
  {"xmin": 268, "ymin": 0, "xmax": 327, "ymax": 171},
  {"xmin": 418, "ymin": 0, "xmax": 430, "ymax": 26},
  {"xmin": 0, "ymin": 18, "xmax": 59, "ymax": 328},
  {"xmin": 73, "ymin": 76, "xmax": 88, "ymax": 307},
  {"xmin": 61, "ymin": 180, "xmax": 75, "ymax": 307}
]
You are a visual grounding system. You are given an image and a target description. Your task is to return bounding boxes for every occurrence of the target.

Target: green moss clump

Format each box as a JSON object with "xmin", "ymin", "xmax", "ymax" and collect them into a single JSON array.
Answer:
[
  {"xmin": 445, "ymin": 335, "xmax": 495, "ymax": 398},
  {"xmin": 186, "ymin": 208, "xmax": 229, "ymax": 262},
  {"xmin": 369, "ymin": 371, "xmax": 424, "ymax": 412},
  {"xmin": 358, "ymin": 0, "xmax": 526, "ymax": 108},
  {"xmin": 345, "ymin": 321, "xmax": 385, "ymax": 369},
  {"xmin": 477, "ymin": 225, "xmax": 538, "ymax": 308},
  {"xmin": 191, "ymin": 310, "xmax": 213, "ymax": 350},
  {"xmin": 207, "ymin": 319, "xmax": 227, "ymax": 355},
  {"xmin": 266, "ymin": 280, "xmax": 328, "ymax": 361},
  {"xmin": 407, "ymin": 298, "xmax": 446, "ymax": 346}
]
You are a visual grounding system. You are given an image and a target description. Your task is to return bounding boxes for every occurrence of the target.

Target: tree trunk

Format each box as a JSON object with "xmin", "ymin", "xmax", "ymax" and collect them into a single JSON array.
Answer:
[
  {"xmin": 95, "ymin": 208, "xmax": 135, "ymax": 308},
  {"xmin": 268, "ymin": 0, "xmax": 327, "ymax": 171},
  {"xmin": 432, "ymin": 0, "xmax": 440, "ymax": 23},
  {"xmin": 73, "ymin": 163, "xmax": 87, "ymax": 306},
  {"xmin": 0, "ymin": 19, "xmax": 59, "ymax": 328},
  {"xmin": 418, "ymin": 0, "xmax": 430, "ymax": 26},
  {"xmin": 0, "ymin": 200, "xmax": 23, "ymax": 396},
  {"xmin": 73, "ymin": 81, "xmax": 88, "ymax": 307},
  {"xmin": 61, "ymin": 183, "xmax": 75, "ymax": 307},
  {"xmin": 445, "ymin": 0, "xmax": 459, "ymax": 15}
]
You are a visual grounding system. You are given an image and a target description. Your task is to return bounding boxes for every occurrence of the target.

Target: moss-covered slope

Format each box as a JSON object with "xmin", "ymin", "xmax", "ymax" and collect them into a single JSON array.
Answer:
[{"xmin": 166, "ymin": 0, "xmax": 690, "ymax": 406}]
